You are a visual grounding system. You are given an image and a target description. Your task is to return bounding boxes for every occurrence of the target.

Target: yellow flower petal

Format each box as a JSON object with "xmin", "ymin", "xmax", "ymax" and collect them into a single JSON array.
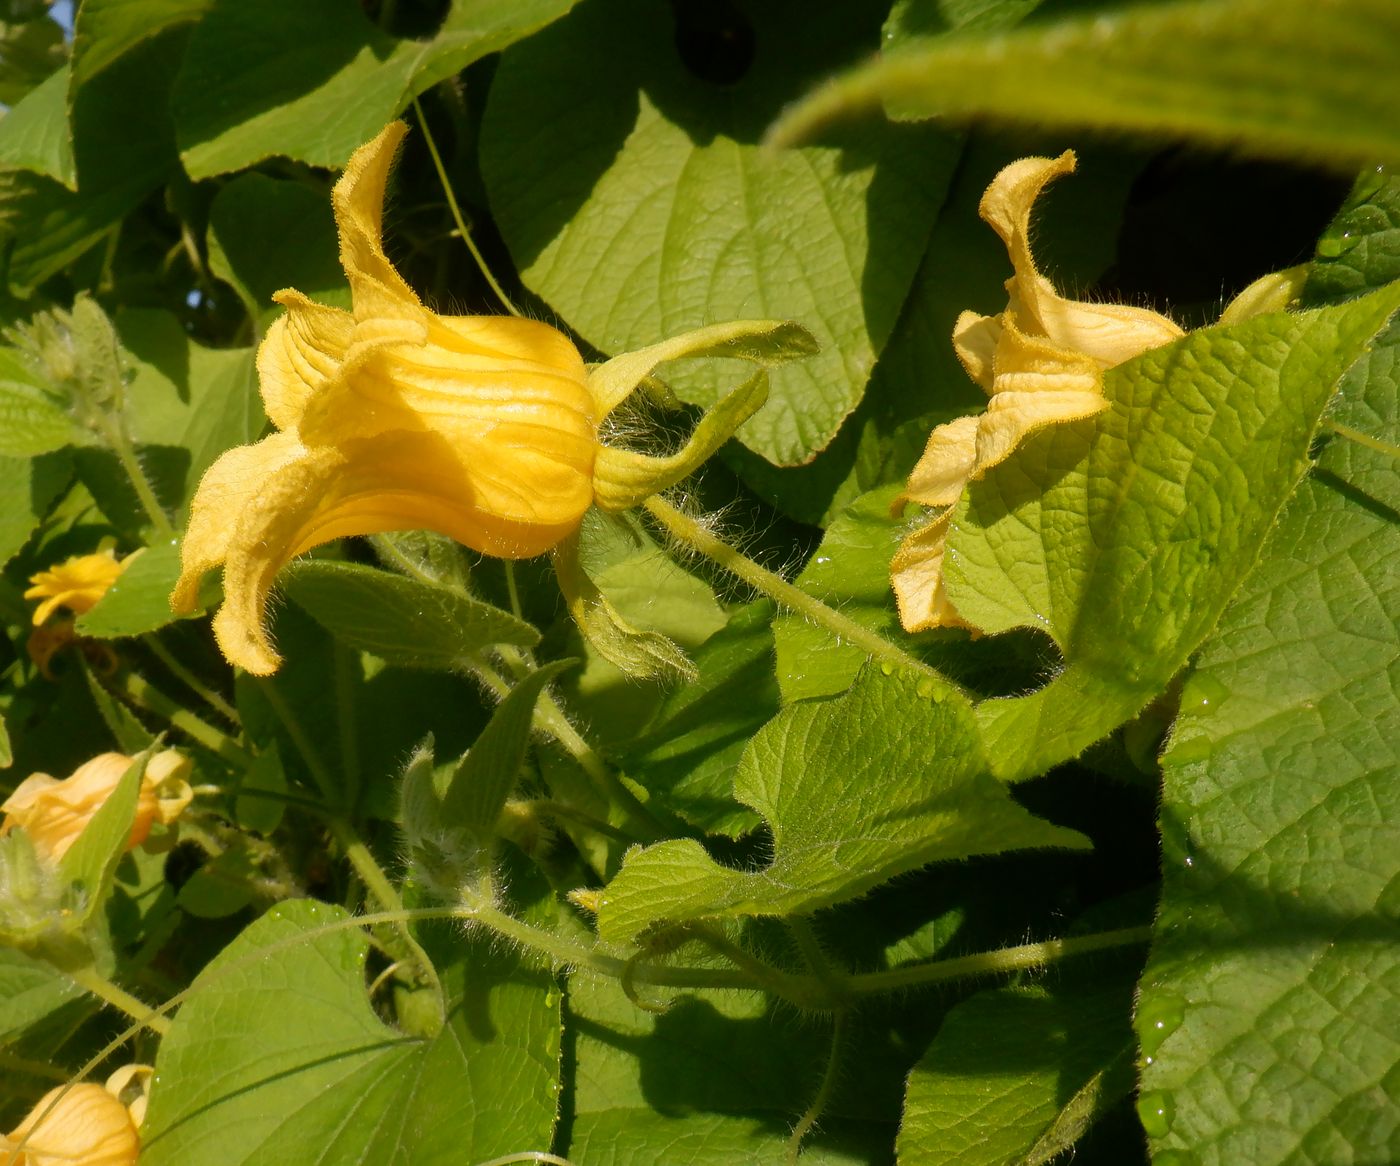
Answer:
[
  {"xmin": 981, "ymin": 151, "xmax": 1184, "ymax": 365},
  {"xmin": 889, "ymin": 512, "xmax": 973, "ymax": 634},
  {"xmin": 171, "ymin": 431, "xmax": 309, "ymax": 615},
  {"xmin": 258, "ymin": 290, "xmax": 355, "ymax": 429},
  {"xmin": 951, "ymin": 311, "xmax": 1000, "ymax": 394},
  {"xmin": 24, "ymin": 550, "xmax": 126, "ymax": 625},
  {"xmin": 895, "ymin": 414, "xmax": 981, "ymax": 512},
  {"xmin": 3, "ymin": 1082, "xmax": 140, "ymax": 1166},
  {"xmin": 333, "ymin": 120, "xmax": 422, "ymax": 311},
  {"xmin": 0, "ymin": 750, "xmax": 192, "ymax": 862}
]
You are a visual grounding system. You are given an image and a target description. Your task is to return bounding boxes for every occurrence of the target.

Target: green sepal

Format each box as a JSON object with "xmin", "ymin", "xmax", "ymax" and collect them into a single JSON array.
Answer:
[
  {"xmin": 586, "ymin": 319, "xmax": 817, "ymax": 419},
  {"xmin": 594, "ymin": 370, "xmax": 769, "ymax": 511},
  {"xmin": 552, "ymin": 531, "xmax": 697, "ymax": 682}
]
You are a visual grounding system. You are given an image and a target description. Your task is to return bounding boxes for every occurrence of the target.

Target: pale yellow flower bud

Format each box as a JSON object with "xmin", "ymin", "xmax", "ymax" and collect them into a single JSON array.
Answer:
[
  {"xmin": 2, "ymin": 1081, "xmax": 140, "ymax": 1166},
  {"xmin": 1, "ymin": 749, "xmax": 194, "ymax": 862}
]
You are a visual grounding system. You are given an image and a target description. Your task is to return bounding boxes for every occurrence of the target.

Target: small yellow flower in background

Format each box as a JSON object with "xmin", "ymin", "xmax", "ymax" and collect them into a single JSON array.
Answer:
[
  {"xmin": 172, "ymin": 119, "xmax": 814, "ymax": 677},
  {"xmin": 3, "ymin": 1064, "xmax": 150, "ymax": 1166},
  {"xmin": 25, "ymin": 549, "xmax": 129, "ymax": 625},
  {"xmin": 890, "ymin": 151, "xmax": 1186, "ymax": 633},
  {"xmin": 1, "ymin": 750, "xmax": 193, "ymax": 862}
]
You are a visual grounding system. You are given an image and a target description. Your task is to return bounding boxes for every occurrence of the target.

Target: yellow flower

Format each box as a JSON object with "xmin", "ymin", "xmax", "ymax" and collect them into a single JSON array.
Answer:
[
  {"xmin": 170, "ymin": 120, "xmax": 815, "ymax": 678},
  {"xmin": 169, "ymin": 121, "xmax": 597, "ymax": 675},
  {"xmin": 2, "ymin": 1065, "xmax": 150, "ymax": 1166},
  {"xmin": 1, "ymin": 750, "xmax": 194, "ymax": 862},
  {"xmin": 890, "ymin": 151, "xmax": 1185, "ymax": 632},
  {"xmin": 25, "ymin": 549, "xmax": 129, "ymax": 626}
]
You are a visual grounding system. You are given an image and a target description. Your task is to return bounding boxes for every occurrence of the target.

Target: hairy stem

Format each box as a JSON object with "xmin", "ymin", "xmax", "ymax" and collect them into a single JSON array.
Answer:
[
  {"xmin": 329, "ymin": 818, "xmax": 444, "ymax": 1025},
  {"xmin": 847, "ymin": 925, "xmax": 1154, "ymax": 995},
  {"xmin": 141, "ymin": 633, "xmax": 241, "ymax": 726},
  {"xmin": 484, "ymin": 647, "xmax": 666, "ymax": 841},
  {"xmin": 787, "ymin": 1010, "xmax": 847, "ymax": 1163},
  {"xmin": 1327, "ymin": 419, "xmax": 1400, "ymax": 460},
  {"xmin": 109, "ymin": 670, "xmax": 252, "ymax": 767},
  {"xmin": 65, "ymin": 964, "xmax": 170, "ymax": 1036},
  {"xmin": 644, "ymin": 496, "xmax": 960, "ymax": 691}
]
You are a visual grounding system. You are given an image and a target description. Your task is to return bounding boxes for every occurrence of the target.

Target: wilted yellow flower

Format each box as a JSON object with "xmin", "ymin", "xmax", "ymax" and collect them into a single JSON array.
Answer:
[
  {"xmin": 1, "ymin": 750, "xmax": 193, "ymax": 862},
  {"xmin": 171, "ymin": 120, "xmax": 814, "ymax": 678},
  {"xmin": 1, "ymin": 1067, "xmax": 149, "ymax": 1166},
  {"xmin": 25, "ymin": 549, "xmax": 129, "ymax": 625},
  {"xmin": 891, "ymin": 151, "xmax": 1185, "ymax": 632}
]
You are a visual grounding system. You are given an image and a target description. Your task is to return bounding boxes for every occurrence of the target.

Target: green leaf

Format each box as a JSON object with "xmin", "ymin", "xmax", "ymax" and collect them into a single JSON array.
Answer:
[
  {"xmin": 141, "ymin": 899, "xmax": 561, "ymax": 1164},
  {"xmin": 171, "ymin": 0, "xmax": 581, "ymax": 179},
  {"xmin": 67, "ymin": 0, "xmax": 210, "ymax": 92},
  {"xmin": 1135, "ymin": 470, "xmax": 1400, "ymax": 1164},
  {"xmin": 480, "ymin": 0, "xmax": 961, "ymax": 465},
  {"xmin": 0, "ymin": 451, "xmax": 68, "ymax": 567},
  {"xmin": 206, "ymin": 173, "xmax": 347, "ymax": 329},
  {"xmin": 281, "ymin": 559, "xmax": 538, "ymax": 669},
  {"xmin": 0, "ymin": 378, "xmax": 77, "ymax": 456},
  {"xmin": 597, "ymin": 666, "xmax": 1087, "ymax": 944},
  {"xmin": 898, "ymin": 977, "xmax": 1137, "ymax": 1165},
  {"xmin": 117, "ymin": 309, "xmax": 261, "ymax": 516},
  {"xmin": 441, "ymin": 659, "xmax": 574, "ymax": 839},
  {"xmin": 0, "ymin": 944, "xmax": 79, "ymax": 1040},
  {"xmin": 56, "ymin": 752, "xmax": 145, "ymax": 925},
  {"xmin": 774, "ymin": 483, "xmax": 910, "ymax": 702},
  {"xmin": 0, "ymin": 63, "xmax": 74, "ymax": 185},
  {"xmin": 620, "ymin": 600, "xmax": 777, "ymax": 837},
  {"xmin": 81, "ymin": 662, "xmax": 156, "ymax": 753},
  {"xmin": 768, "ymin": 0, "xmax": 1400, "ymax": 174},
  {"xmin": 945, "ymin": 282, "xmax": 1400, "ymax": 781},
  {"xmin": 76, "ymin": 538, "xmax": 183, "ymax": 638},
  {"xmin": 1132, "ymin": 164, "xmax": 1400, "ymax": 1166},
  {"xmin": 1306, "ymin": 170, "xmax": 1400, "ymax": 512},
  {"xmin": 7, "ymin": 25, "xmax": 184, "ymax": 295},
  {"xmin": 0, "ymin": 711, "xmax": 9, "ymax": 768},
  {"xmin": 563, "ymin": 973, "xmax": 886, "ymax": 1164}
]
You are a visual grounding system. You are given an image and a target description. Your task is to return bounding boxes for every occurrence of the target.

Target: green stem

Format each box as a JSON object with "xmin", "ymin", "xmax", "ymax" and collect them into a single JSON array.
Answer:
[
  {"xmin": 787, "ymin": 1010, "xmax": 847, "ymax": 1163},
  {"xmin": 411, "ymin": 96, "xmax": 523, "ymax": 318},
  {"xmin": 96, "ymin": 417, "xmax": 175, "ymax": 539},
  {"xmin": 256, "ymin": 676, "xmax": 337, "ymax": 804},
  {"xmin": 1327, "ymin": 420, "xmax": 1400, "ymax": 460},
  {"xmin": 109, "ymin": 669, "xmax": 252, "ymax": 767},
  {"xmin": 786, "ymin": 917, "xmax": 850, "ymax": 1005},
  {"xmin": 485, "ymin": 648, "xmax": 666, "ymax": 841},
  {"xmin": 532, "ymin": 798, "xmax": 638, "ymax": 844},
  {"xmin": 848, "ymin": 925, "xmax": 1154, "ymax": 996},
  {"xmin": 333, "ymin": 643, "xmax": 362, "ymax": 814},
  {"xmin": 0, "ymin": 1052, "xmax": 71, "ymax": 1084},
  {"xmin": 65, "ymin": 964, "xmax": 170, "ymax": 1036},
  {"xmin": 141, "ymin": 633, "xmax": 241, "ymax": 726},
  {"xmin": 643, "ymin": 496, "xmax": 960, "ymax": 691},
  {"xmin": 329, "ymin": 818, "xmax": 445, "ymax": 1021}
]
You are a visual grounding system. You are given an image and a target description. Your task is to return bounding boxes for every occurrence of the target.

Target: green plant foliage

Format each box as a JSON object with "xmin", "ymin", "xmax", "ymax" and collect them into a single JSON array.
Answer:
[
  {"xmin": 769, "ymin": 0, "xmax": 1400, "ymax": 173},
  {"xmin": 2, "ymin": 0, "xmax": 1396, "ymax": 1157},
  {"xmin": 141, "ymin": 899, "xmax": 562, "ymax": 1163},
  {"xmin": 281, "ymin": 559, "xmax": 538, "ymax": 669},
  {"xmin": 75, "ymin": 538, "xmax": 183, "ymax": 637},
  {"xmin": 172, "ymin": 0, "xmax": 580, "ymax": 178},
  {"xmin": 898, "ymin": 976, "xmax": 1138, "ymax": 1165},
  {"xmin": 1132, "ymin": 174, "xmax": 1400, "ymax": 1166},
  {"xmin": 948, "ymin": 283, "xmax": 1400, "ymax": 780},
  {"xmin": 480, "ymin": 0, "xmax": 960, "ymax": 465},
  {"xmin": 597, "ymin": 666, "xmax": 1087, "ymax": 943}
]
